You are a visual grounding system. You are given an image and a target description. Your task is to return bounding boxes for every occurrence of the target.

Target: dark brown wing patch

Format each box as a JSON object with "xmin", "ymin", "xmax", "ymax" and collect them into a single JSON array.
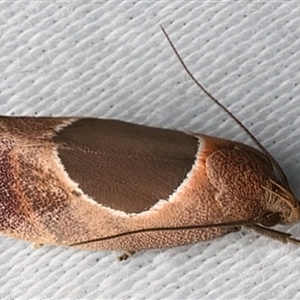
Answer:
[{"xmin": 54, "ymin": 119, "xmax": 198, "ymax": 214}]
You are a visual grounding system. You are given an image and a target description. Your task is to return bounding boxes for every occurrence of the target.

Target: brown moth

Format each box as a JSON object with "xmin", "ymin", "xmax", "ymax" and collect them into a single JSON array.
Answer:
[{"xmin": 0, "ymin": 27, "xmax": 300, "ymax": 256}]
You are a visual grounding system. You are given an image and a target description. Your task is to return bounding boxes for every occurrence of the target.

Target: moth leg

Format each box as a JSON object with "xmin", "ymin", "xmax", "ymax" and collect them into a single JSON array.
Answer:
[
  {"xmin": 245, "ymin": 224, "xmax": 300, "ymax": 245},
  {"xmin": 118, "ymin": 251, "xmax": 135, "ymax": 261},
  {"xmin": 32, "ymin": 243, "xmax": 44, "ymax": 249}
]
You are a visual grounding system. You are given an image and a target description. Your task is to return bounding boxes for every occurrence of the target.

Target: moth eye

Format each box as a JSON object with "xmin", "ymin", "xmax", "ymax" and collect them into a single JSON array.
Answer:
[{"xmin": 260, "ymin": 211, "xmax": 281, "ymax": 227}]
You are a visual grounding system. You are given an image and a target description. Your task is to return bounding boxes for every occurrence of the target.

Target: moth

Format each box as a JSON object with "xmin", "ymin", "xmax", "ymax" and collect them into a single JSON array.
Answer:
[{"xmin": 0, "ymin": 27, "xmax": 299, "ymax": 257}]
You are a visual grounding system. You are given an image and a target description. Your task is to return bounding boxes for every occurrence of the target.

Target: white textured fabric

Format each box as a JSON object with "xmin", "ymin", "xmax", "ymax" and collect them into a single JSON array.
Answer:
[{"xmin": 0, "ymin": 2, "xmax": 300, "ymax": 299}]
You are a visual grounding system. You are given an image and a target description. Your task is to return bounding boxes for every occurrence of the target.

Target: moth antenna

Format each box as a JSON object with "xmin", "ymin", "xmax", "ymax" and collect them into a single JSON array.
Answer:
[
  {"xmin": 160, "ymin": 25, "xmax": 288, "ymax": 184},
  {"xmin": 70, "ymin": 221, "xmax": 244, "ymax": 246},
  {"xmin": 70, "ymin": 221, "xmax": 300, "ymax": 247}
]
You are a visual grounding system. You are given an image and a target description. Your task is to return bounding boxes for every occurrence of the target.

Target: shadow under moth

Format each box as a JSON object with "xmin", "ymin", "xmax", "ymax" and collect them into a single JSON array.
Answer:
[{"xmin": 1, "ymin": 27, "xmax": 299, "ymax": 258}]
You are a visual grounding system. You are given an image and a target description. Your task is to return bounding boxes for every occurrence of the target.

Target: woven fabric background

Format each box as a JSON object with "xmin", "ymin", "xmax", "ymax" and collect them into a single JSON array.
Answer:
[{"xmin": 0, "ymin": 2, "xmax": 300, "ymax": 299}]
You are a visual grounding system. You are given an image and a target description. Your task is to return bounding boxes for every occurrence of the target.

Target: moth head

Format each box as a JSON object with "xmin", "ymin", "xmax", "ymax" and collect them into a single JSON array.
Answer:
[{"xmin": 262, "ymin": 179, "xmax": 300, "ymax": 225}]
